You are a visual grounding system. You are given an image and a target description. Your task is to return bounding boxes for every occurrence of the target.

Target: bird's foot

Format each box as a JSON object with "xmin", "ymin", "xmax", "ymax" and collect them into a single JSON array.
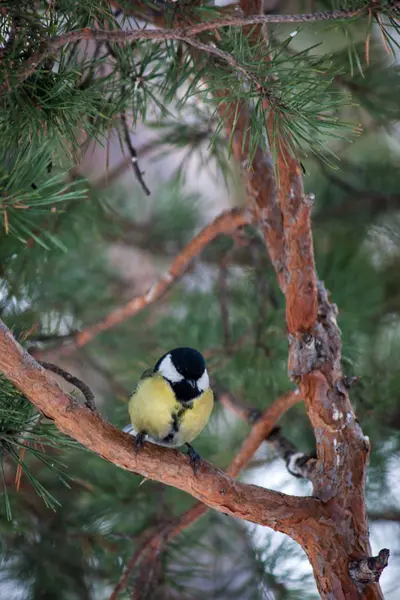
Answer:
[
  {"xmin": 135, "ymin": 431, "xmax": 146, "ymax": 453},
  {"xmin": 185, "ymin": 443, "xmax": 202, "ymax": 475}
]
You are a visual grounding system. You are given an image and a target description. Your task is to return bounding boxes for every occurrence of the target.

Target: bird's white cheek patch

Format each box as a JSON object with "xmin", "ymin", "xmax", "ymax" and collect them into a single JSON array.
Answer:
[
  {"xmin": 158, "ymin": 354, "xmax": 184, "ymax": 383},
  {"xmin": 197, "ymin": 369, "xmax": 209, "ymax": 392}
]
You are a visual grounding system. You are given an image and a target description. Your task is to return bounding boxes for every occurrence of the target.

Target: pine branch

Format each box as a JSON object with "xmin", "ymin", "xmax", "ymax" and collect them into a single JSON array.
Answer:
[
  {"xmin": 109, "ymin": 527, "xmax": 166, "ymax": 600},
  {"xmin": 217, "ymin": 383, "xmax": 313, "ymax": 480},
  {"xmin": 59, "ymin": 207, "xmax": 255, "ymax": 352},
  {"xmin": 212, "ymin": 1, "xmax": 387, "ymax": 596},
  {"xmin": 109, "ymin": 386, "xmax": 303, "ymax": 599},
  {"xmin": 227, "ymin": 390, "xmax": 301, "ymax": 476},
  {"xmin": 0, "ymin": 4, "xmax": 386, "ymax": 97},
  {"xmin": 0, "ymin": 319, "xmax": 323, "ymax": 534}
]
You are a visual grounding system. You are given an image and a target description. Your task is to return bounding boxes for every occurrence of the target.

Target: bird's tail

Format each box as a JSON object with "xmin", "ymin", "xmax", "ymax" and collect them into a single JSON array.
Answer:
[{"xmin": 123, "ymin": 424, "xmax": 136, "ymax": 435}]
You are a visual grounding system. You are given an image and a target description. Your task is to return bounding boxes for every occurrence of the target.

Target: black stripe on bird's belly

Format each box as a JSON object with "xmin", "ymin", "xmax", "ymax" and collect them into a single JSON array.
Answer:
[{"xmin": 162, "ymin": 406, "xmax": 192, "ymax": 444}]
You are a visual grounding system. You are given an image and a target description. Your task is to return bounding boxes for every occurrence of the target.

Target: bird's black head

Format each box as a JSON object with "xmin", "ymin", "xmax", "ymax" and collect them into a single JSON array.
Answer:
[{"xmin": 154, "ymin": 347, "xmax": 209, "ymax": 403}]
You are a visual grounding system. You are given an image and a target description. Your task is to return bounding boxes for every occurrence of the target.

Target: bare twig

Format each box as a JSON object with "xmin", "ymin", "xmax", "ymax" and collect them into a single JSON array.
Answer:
[
  {"xmin": 120, "ymin": 113, "xmax": 150, "ymax": 196},
  {"xmin": 368, "ymin": 511, "xmax": 400, "ymax": 522},
  {"xmin": 37, "ymin": 361, "xmax": 96, "ymax": 411}
]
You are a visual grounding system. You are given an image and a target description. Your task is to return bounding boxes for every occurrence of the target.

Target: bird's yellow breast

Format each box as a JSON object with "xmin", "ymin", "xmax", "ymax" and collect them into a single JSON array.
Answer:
[{"xmin": 128, "ymin": 374, "xmax": 213, "ymax": 447}]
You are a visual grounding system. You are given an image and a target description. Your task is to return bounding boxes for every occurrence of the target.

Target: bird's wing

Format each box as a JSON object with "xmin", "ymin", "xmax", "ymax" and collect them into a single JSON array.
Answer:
[
  {"xmin": 130, "ymin": 368, "xmax": 154, "ymax": 396},
  {"xmin": 124, "ymin": 368, "xmax": 155, "ymax": 435}
]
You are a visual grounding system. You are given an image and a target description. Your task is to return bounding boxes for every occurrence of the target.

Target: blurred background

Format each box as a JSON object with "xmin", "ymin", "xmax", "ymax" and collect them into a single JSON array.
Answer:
[{"xmin": 1, "ymin": 1, "xmax": 400, "ymax": 598}]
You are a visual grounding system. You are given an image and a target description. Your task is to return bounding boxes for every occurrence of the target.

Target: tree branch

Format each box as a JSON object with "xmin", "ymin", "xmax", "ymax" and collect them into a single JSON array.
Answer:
[
  {"xmin": 0, "ymin": 6, "xmax": 375, "ymax": 96},
  {"xmin": 227, "ymin": 389, "xmax": 301, "ymax": 476},
  {"xmin": 212, "ymin": 2, "xmax": 386, "ymax": 596},
  {"xmin": 0, "ymin": 319, "xmax": 323, "ymax": 536},
  {"xmin": 349, "ymin": 549, "xmax": 390, "ymax": 592},
  {"xmin": 368, "ymin": 510, "xmax": 400, "ymax": 522},
  {"xmin": 109, "ymin": 527, "xmax": 166, "ymax": 600},
  {"xmin": 109, "ymin": 386, "xmax": 303, "ymax": 599},
  {"xmin": 59, "ymin": 207, "xmax": 254, "ymax": 352}
]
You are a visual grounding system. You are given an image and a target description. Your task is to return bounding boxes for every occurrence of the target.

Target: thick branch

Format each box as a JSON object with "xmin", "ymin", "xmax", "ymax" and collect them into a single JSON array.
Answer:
[
  {"xmin": 61, "ymin": 208, "xmax": 253, "ymax": 352},
  {"xmin": 213, "ymin": 3, "xmax": 385, "ymax": 597},
  {"xmin": 0, "ymin": 319, "xmax": 323, "ymax": 535},
  {"xmin": 110, "ymin": 386, "xmax": 303, "ymax": 599}
]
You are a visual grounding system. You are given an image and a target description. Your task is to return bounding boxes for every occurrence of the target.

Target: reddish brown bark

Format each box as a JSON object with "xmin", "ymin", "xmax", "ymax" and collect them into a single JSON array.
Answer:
[
  {"xmin": 215, "ymin": 1, "xmax": 383, "ymax": 598},
  {"xmin": 0, "ymin": 319, "xmax": 321, "ymax": 536},
  {"xmin": 0, "ymin": 4, "xmax": 390, "ymax": 599},
  {"xmin": 109, "ymin": 388, "xmax": 302, "ymax": 599}
]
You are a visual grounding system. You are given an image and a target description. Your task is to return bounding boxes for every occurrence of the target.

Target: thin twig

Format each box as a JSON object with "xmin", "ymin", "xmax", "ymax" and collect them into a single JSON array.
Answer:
[
  {"xmin": 37, "ymin": 361, "xmax": 96, "ymax": 411},
  {"xmin": 368, "ymin": 511, "xmax": 400, "ymax": 522},
  {"xmin": 120, "ymin": 113, "xmax": 151, "ymax": 196},
  {"xmin": 0, "ymin": 6, "xmax": 374, "ymax": 96}
]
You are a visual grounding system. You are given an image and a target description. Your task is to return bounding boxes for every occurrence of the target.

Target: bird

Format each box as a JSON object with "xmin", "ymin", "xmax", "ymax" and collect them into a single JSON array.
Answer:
[{"xmin": 124, "ymin": 347, "xmax": 214, "ymax": 473}]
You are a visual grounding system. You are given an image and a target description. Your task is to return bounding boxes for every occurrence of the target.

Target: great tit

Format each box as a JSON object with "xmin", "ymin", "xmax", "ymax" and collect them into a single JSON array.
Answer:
[{"xmin": 124, "ymin": 347, "xmax": 214, "ymax": 473}]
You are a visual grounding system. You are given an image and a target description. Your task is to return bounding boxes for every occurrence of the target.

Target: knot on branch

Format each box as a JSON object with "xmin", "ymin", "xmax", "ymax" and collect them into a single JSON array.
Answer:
[
  {"xmin": 287, "ymin": 328, "xmax": 326, "ymax": 380},
  {"xmin": 288, "ymin": 280, "xmax": 343, "ymax": 380},
  {"xmin": 267, "ymin": 426, "xmax": 315, "ymax": 479},
  {"xmin": 349, "ymin": 549, "xmax": 390, "ymax": 591}
]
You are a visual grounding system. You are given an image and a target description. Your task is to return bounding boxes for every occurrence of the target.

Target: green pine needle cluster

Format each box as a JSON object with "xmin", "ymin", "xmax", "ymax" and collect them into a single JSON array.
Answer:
[{"xmin": 0, "ymin": 374, "xmax": 79, "ymax": 519}]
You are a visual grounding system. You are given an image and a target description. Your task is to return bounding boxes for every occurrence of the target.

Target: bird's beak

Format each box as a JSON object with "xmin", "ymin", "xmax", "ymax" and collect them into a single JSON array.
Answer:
[{"xmin": 188, "ymin": 379, "xmax": 196, "ymax": 389}]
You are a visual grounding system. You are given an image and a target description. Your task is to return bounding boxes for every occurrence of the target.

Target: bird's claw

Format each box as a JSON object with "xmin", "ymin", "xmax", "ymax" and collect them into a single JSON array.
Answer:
[
  {"xmin": 185, "ymin": 443, "xmax": 202, "ymax": 475},
  {"xmin": 135, "ymin": 431, "xmax": 146, "ymax": 453}
]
